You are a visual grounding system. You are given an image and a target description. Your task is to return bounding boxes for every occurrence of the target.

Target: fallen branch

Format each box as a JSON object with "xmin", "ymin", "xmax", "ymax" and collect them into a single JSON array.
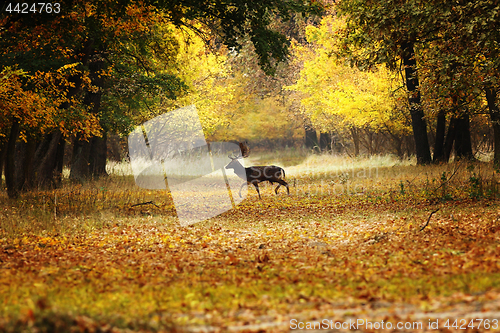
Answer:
[
  {"xmin": 420, "ymin": 208, "xmax": 440, "ymax": 231},
  {"xmin": 131, "ymin": 201, "xmax": 160, "ymax": 208}
]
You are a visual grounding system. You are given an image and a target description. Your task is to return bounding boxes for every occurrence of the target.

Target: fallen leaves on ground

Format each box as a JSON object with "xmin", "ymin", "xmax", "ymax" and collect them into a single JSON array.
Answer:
[{"xmin": 1, "ymin": 168, "xmax": 500, "ymax": 332}]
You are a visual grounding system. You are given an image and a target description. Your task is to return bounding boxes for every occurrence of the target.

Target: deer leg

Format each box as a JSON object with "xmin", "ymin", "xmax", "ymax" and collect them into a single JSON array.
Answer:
[
  {"xmin": 275, "ymin": 184, "xmax": 281, "ymax": 194},
  {"xmin": 253, "ymin": 183, "xmax": 261, "ymax": 199},
  {"xmin": 276, "ymin": 179, "xmax": 289, "ymax": 195},
  {"xmin": 238, "ymin": 182, "xmax": 247, "ymax": 198}
]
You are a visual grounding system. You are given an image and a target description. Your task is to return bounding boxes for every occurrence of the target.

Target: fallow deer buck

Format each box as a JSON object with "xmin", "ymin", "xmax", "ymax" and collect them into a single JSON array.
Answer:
[{"xmin": 225, "ymin": 142, "xmax": 289, "ymax": 199}]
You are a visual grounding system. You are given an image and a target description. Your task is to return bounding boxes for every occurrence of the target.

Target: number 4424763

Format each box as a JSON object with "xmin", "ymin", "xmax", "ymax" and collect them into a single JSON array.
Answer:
[
  {"xmin": 444, "ymin": 319, "xmax": 499, "ymax": 330},
  {"xmin": 5, "ymin": 3, "xmax": 61, "ymax": 14}
]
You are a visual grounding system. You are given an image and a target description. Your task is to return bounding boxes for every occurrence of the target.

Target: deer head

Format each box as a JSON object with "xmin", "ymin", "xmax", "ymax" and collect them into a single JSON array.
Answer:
[{"xmin": 228, "ymin": 141, "xmax": 250, "ymax": 160}]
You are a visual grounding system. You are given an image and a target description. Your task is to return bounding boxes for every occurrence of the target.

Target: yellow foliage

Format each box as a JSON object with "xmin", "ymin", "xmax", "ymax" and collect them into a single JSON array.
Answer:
[
  {"xmin": 287, "ymin": 15, "xmax": 411, "ymax": 136},
  {"xmin": 0, "ymin": 66, "xmax": 101, "ymax": 141},
  {"xmin": 160, "ymin": 25, "xmax": 248, "ymax": 136}
]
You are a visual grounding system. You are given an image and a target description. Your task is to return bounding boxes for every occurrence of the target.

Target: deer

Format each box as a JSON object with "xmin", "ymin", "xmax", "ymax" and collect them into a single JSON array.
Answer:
[{"xmin": 225, "ymin": 142, "xmax": 289, "ymax": 199}]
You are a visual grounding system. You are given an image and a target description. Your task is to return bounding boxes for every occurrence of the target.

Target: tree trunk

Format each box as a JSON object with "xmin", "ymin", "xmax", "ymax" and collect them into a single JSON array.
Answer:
[
  {"xmin": 485, "ymin": 87, "xmax": 500, "ymax": 167},
  {"xmin": 87, "ymin": 55, "xmax": 106, "ymax": 178},
  {"xmin": 36, "ymin": 131, "xmax": 64, "ymax": 188},
  {"xmin": 70, "ymin": 134, "xmax": 107, "ymax": 182},
  {"xmin": 331, "ymin": 131, "xmax": 342, "ymax": 153},
  {"xmin": 319, "ymin": 132, "xmax": 332, "ymax": 152},
  {"xmin": 404, "ymin": 135, "xmax": 415, "ymax": 157},
  {"xmin": 394, "ymin": 136, "xmax": 403, "ymax": 158},
  {"xmin": 350, "ymin": 127, "xmax": 360, "ymax": 156},
  {"xmin": 70, "ymin": 136, "xmax": 92, "ymax": 181},
  {"xmin": 14, "ymin": 136, "xmax": 38, "ymax": 192},
  {"xmin": 454, "ymin": 114, "xmax": 474, "ymax": 160},
  {"xmin": 0, "ymin": 141, "xmax": 5, "ymax": 189},
  {"xmin": 433, "ymin": 110, "xmax": 446, "ymax": 163},
  {"xmin": 5, "ymin": 119, "xmax": 20, "ymax": 198},
  {"xmin": 89, "ymin": 133, "xmax": 108, "ymax": 177},
  {"xmin": 443, "ymin": 117, "xmax": 456, "ymax": 162},
  {"xmin": 304, "ymin": 123, "xmax": 318, "ymax": 151},
  {"xmin": 70, "ymin": 52, "xmax": 107, "ymax": 179},
  {"xmin": 402, "ymin": 41, "xmax": 432, "ymax": 164},
  {"xmin": 54, "ymin": 136, "xmax": 66, "ymax": 187},
  {"xmin": 367, "ymin": 130, "xmax": 374, "ymax": 155}
]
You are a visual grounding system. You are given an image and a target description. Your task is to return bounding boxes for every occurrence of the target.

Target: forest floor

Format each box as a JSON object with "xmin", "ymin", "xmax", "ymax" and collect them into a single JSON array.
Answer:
[{"xmin": 1, "ymin": 155, "xmax": 500, "ymax": 332}]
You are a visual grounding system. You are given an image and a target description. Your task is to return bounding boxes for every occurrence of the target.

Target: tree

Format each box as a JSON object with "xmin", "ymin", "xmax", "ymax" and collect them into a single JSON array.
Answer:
[
  {"xmin": 337, "ymin": 0, "xmax": 500, "ymax": 165},
  {"xmin": 437, "ymin": 1, "xmax": 500, "ymax": 165},
  {"xmin": 287, "ymin": 14, "xmax": 411, "ymax": 156},
  {"xmin": 335, "ymin": 0, "xmax": 452, "ymax": 163},
  {"xmin": 0, "ymin": 0, "xmax": 322, "ymax": 197}
]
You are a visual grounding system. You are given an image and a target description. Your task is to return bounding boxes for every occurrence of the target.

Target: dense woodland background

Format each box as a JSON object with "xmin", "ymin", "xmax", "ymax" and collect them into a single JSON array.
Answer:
[
  {"xmin": 3, "ymin": 2, "xmax": 500, "ymax": 331},
  {"xmin": 1, "ymin": 0, "xmax": 499, "ymax": 198}
]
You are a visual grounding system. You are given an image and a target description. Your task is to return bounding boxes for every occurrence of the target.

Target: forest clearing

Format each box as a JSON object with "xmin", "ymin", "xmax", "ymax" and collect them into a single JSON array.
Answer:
[
  {"xmin": 2, "ymin": 0, "xmax": 500, "ymax": 331},
  {"xmin": 1, "ymin": 154, "xmax": 500, "ymax": 332}
]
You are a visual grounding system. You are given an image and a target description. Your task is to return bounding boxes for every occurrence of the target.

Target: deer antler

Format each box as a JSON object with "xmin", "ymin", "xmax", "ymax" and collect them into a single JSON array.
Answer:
[
  {"xmin": 228, "ymin": 141, "xmax": 250, "ymax": 160},
  {"xmin": 239, "ymin": 141, "xmax": 250, "ymax": 158}
]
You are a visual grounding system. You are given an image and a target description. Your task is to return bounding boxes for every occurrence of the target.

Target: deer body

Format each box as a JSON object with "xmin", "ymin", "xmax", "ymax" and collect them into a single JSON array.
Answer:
[{"xmin": 225, "ymin": 158, "xmax": 289, "ymax": 199}]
